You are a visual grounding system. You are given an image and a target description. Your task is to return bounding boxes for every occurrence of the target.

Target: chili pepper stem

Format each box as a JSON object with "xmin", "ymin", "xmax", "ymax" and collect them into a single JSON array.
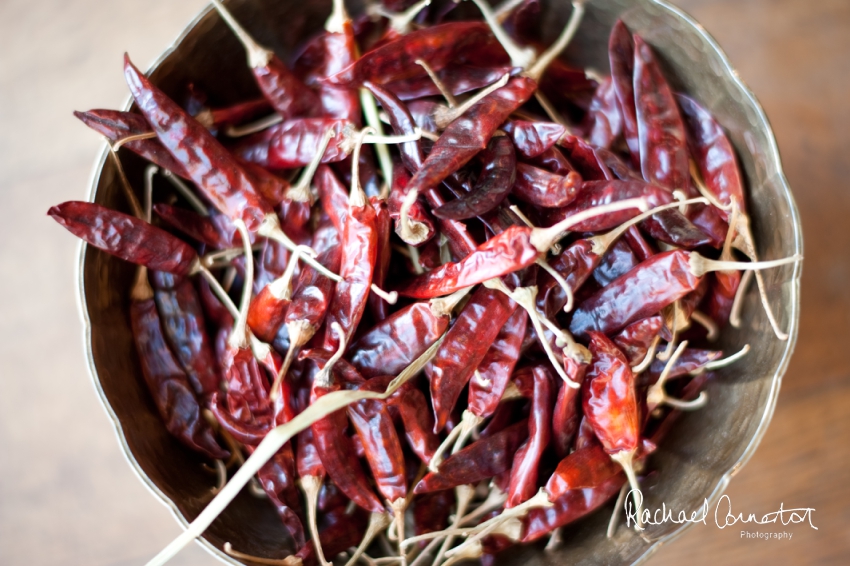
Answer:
[
  {"xmin": 656, "ymin": 301, "xmax": 682, "ymax": 362},
  {"xmin": 428, "ymin": 422, "xmax": 463, "ymax": 473},
  {"xmin": 297, "ymin": 475, "xmax": 330, "ymax": 566},
  {"xmin": 325, "ymin": 0, "xmax": 349, "ymax": 33},
  {"xmin": 439, "ymin": 541, "xmax": 483, "ymax": 566},
  {"xmin": 689, "ymin": 160, "xmax": 732, "ymax": 212},
  {"xmin": 344, "ymin": 512, "xmax": 392, "ymax": 566},
  {"xmin": 468, "ymin": 0, "xmax": 535, "ymax": 69},
  {"xmin": 209, "ymin": 0, "xmax": 273, "ymax": 68},
  {"xmin": 606, "ymin": 482, "xmax": 630, "ymax": 538},
  {"xmin": 701, "ymin": 344, "xmax": 750, "ymax": 372},
  {"xmin": 729, "ymin": 269, "xmax": 754, "ymax": 328},
  {"xmin": 429, "ymin": 484, "xmax": 475, "ymax": 566},
  {"xmin": 458, "ymin": 485, "xmax": 507, "ymax": 527},
  {"xmin": 610, "ymin": 450, "xmax": 643, "ymax": 531},
  {"xmin": 381, "ymin": 0, "xmax": 432, "ymax": 35},
  {"xmin": 433, "ymin": 73, "xmax": 510, "ymax": 130},
  {"xmin": 525, "ymin": 0, "xmax": 586, "ymax": 81},
  {"xmin": 451, "ymin": 411, "xmax": 484, "ymax": 454},
  {"xmin": 131, "ymin": 266, "xmax": 154, "ymax": 301},
  {"xmin": 647, "ymin": 341, "xmax": 710, "ymax": 411},
  {"xmin": 314, "ymin": 322, "xmax": 347, "ymax": 388},
  {"xmin": 690, "ymin": 310, "xmax": 719, "ymax": 341},
  {"xmin": 109, "ymin": 149, "xmax": 145, "ymax": 220},
  {"xmin": 286, "ymin": 129, "xmax": 336, "ymax": 204},
  {"xmin": 209, "ymin": 459, "xmax": 227, "ymax": 496},
  {"xmin": 223, "ymin": 542, "xmax": 300, "ymax": 565},
  {"xmin": 688, "ymin": 252, "xmax": 802, "ymax": 278},
  {"xmin": 545, "ymin": 527, "xmax": 563, "ymax": 551},
  {"xmin": 398, "ymin": 189, "xmax": 430, "ymax": 245},
  {"xmin": 534, "ymin": 90, "xmax": 566, "ymax": 126},
  {"xmin": 416, "ymin": 58, "xmax": 457, "ymax": 108},
  {"xmin": 161, "ymin": 169, "xmax": 210, "ymax": 215},
  {"xmin": 271, "ymin": 321, "xmax": 313, "ymax": 400},
  {"xmin": 350, "ymin": 127, "xmax": 375, "ymax": 208},
  {"xmin": 631, "ymin": 335, "xmax": 660, "ymax": 374},
  {"xmin": 529, "ymin": 198, "xmax": 649, "ymax": 253},
  {"xmin": 227, "ymin": 220, "xmax": 254, "ymax": 350},
  {"xmin": 111, "ymin": 130, "xmax": 157, "ymax": 152},
  {"xmin": 224, "ymin": 112, "xmax": 283, "ymax": 137},
  {"xmin": 391, "ymin": 498, "xmax": 407, "ymax": 564}
]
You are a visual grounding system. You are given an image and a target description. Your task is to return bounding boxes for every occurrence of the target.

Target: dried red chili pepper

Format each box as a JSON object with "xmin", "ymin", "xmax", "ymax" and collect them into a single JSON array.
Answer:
[
  {"xmin": 583, "ymin": 76, "xmax": 622, "ymax": 149},
  {"xmin": 608, "ymin": 20, "xmax": 639, "ymax": 166},
  {"xmin": 592, "ymin": 239, "xmax": 638, "ymax": 287},
  {"xmin": 503, "ymin": 119, "xmax": 566, "ymax": 159},
  {"xmin": 546, "ymin": 444, "xmax": 622, "ymax": 501},
  {"xmin": 389, "ymin": 384, "xmax": 441, "ymax": 465},
  {"xmin": 551, "ymin": 361, "xmax": 588, "ymax": 459},
  {"xmin": 49, "ymin": 201, "xmax": 198, "ymax": 276},
  {"xmin": 511, "ymin": 162, "xmax": 582, "ymax": 208},
  {"xmin": 612, "ymin": 316, "xmax": 663, "ymax": 365},
  {"xmin": 506, "ymin": 365, "xmax": 554, "ymax": 507},
  {"xmin": 414, "ymin": 419, "xmax": 529, "ymax": 494},
  {"xmin": 385, "ymin": 64, "xmax": 512, "ymax": 102},
  {"xmin": 153, "ymin": 204, "xmax": 240, "ymax": 250},
  {"xmin": 427, "ymin": 285, "xmax": 517, "ymax": 432}
]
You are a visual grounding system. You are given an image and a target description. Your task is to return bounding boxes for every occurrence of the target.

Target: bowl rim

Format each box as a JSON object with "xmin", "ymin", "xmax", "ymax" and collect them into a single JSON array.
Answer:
[{"xmin": 75, "ymin": 1, "xmax": 803, "ymax": 564}]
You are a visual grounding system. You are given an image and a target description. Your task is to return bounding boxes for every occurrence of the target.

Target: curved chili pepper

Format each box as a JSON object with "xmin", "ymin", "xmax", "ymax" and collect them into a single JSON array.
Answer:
[
  {"xmin": 511, "ymin": 162, "xmax": 582, "ymax": 208},
  {"xmin": 426, "ymin": 286, "xmax": 517, "ymax": 432},
  {"xmin": 503, "ymin": 119, "xmax": 566, "ymax": 159},
  {"xmin": 608, "ymin": 20, "xmax": 639, "ymax": 166},
  {"xmin": 124, "ymin": 56, "xmax": 272, "ymax": 231},
  {"xmin": 151, "ymin": 273, "xmax": 221, "ymax": 397},
  {"xmin": 413, "ymin": 419, "xmax": 528, "ymax": 494},
  {"xmin": 49, "ymin": 201, "xmax": 198, "ymax": 276},
  {"xmin": 389, "ymin": 384, "xmax": 440, "ymax": 464},
  {"xmin": 537, "ymin": 58, "xmax": 599, "ymax": 113},
  {"xmin": 73, "ymin": 109, "xmax": 191, "ymax": 179},
  {"xmin": 325, "ymin": 22, "xmax": 508, "ymax": 86},
  {"xmin": 612, "ymin": 316, "xmax": 663, "ymax": 365},
  {"xmin": 506, "ymin": 365, "xmax": 554, "ymax": 507},
  {"xmin": 551, "ymin": 359, "xmax": 588, "ymax": 459},
  {"xmin": 634, "ymin": 34, "xmax": 691, "ymax": 196},
  {"xmin": 569, "ymin": 250, "xmax": 700, "ymax": 338},
  {"xmin": 574, "ymin": 415, "xmax": 599, "ymax": 451},
  {"xmin": 130, "ymin": 297, "xmax": 227, "ymax": 459},
  {"xmin": 233, "ymin": 118, "xmax": 352, "ymax": 171},
  {"xmin": 528, "ymin": 145, "xmax": 574, "ymax": 175},
  {"xmin": 468, "ymin": 308, "xmax": 528, "ymax": 419},
  {"xmin": 583, "ymin": 76, "xmax": 622, "ymax": 149},
  {"xmin": 432, "ymin": 135, "xmax": 517, "ymax": 220}
]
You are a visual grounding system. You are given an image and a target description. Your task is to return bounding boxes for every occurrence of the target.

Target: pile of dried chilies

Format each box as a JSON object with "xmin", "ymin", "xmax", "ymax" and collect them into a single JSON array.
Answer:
[{"xmin": 50, "ymin": 0, "xmax": 800, "ymax": 564}]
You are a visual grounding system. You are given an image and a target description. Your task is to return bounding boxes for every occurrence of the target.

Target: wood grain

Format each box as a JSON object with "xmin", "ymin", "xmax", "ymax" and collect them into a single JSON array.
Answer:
[{"xmin": 0, "ymin": 0, "xmax": 846, "ymax": 564}]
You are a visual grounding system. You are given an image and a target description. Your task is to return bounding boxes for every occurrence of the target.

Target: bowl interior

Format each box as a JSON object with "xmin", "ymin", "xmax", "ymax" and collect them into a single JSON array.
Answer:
[{"xmin": 79, "ymin": 0, "xmax": 802, "ymax": 564}]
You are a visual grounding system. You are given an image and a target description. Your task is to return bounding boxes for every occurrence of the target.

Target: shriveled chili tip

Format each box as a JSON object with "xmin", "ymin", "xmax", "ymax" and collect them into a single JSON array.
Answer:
[
  {"xmin": 506, "ymin": 365, "xmax": 554, "ymax": 507},
  {"xmin": 427, "ymin": 286, "xmax": 517, "ymax": 432},
  {"xmin": 511, "ymin": 162, "xmax": 582, "ymax": 209},
  {"xmin": 413, "ymin": 419, "xmax": 529, "ymax": 494},
  {"xmin": 503, "ymin": 119, "xmax": 566, "ymax": 159},
  {"xmin": 49, "ymin": 201, "xmax": 198, "ymax": 276}
]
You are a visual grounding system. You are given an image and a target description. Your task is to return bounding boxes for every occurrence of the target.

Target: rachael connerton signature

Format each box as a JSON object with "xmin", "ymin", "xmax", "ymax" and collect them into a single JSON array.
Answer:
[{"xmin": 623, "ymin": 492, "xmax": 818, "ymax": 531}]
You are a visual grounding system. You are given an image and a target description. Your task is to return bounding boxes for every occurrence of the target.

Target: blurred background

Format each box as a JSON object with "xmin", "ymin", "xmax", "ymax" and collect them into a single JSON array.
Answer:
[{"xmin": 0, "ymin": 0, "xmax": 848, "ymax": 564}]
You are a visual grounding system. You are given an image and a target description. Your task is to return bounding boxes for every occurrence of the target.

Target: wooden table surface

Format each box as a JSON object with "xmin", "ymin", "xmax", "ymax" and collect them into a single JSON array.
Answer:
[{"xmin": 1, "ymin": 0, "xmax": 847, "ymax": 564}]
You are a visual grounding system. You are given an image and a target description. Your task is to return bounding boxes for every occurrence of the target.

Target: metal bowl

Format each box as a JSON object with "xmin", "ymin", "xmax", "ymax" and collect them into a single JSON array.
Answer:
[{"xmin": 77, "ymin": 0, "xmax": 803, "ymax": 563}]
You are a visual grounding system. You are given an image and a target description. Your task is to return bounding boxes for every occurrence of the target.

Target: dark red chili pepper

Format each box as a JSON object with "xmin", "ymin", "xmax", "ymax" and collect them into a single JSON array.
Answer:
[
  {"xmin": 254, "ymin": 446, "xmax": 306, "ymax": 549},
  {"xmin": 368, "ymin": 196, "xmax": 393, "ymax": 321},
  {"xmin": 300, "ymin": 348, "xmax": 366, "ymax": 386},
  {"xmin": 296, "ymin": 506, "xmax": 369, "ymax": 565},
  {"xmin": 569, "ymin": 250, "xmax": 700, "ymax": 338},
  {"xmin": 640, "ymin": 348, "xmax": 723, "ymax": 386},
  {"xmin": 528, "ymin": 145, "xmax": 574, "ymax": 176},
  {"xmin": 536, "ymin": 239, "xmax": 597, "ymax": 318},
  {"xmin": 556, "ymin": 134, "xmax": 606, "ymax": 179},
  {"xmin": 232, "ymin": 118, "xmax": 352, "ymax": 171},
  {"xmin": 49, "ymin": 201, "xmax": 198, "ymax": 276},
  {"xmin": 634, "ymin": 34, "xmax": 692, "ymax": 196},
  {"xmin": 73, "ymin": 109, "xmax": 191, "ymax": 179},
  {"xmin": 325, "ymin": 22, "xmax": 507, "ymax": 86},
  {"xmin": 297, "ymin": 426, "xmax": 325, "ymax": 480},
  {"xmin": 153, "ymin": 204, "xmax": 243, "ymax": 250},
  {"xmin": 623, "ymin": 223, "xmax": 656, "ymax": 261},
  {"xmin": 592, "ymin": 239, "xmax": 638, "ymax": 287},
  {"xmin": 688, "ymin": 203, "xmax": 727, "ymax": 249},
  {"xmin": 546, "ymin": 444, "xmax": 622, "ymax": 500},
  {"xmin": 522, "ymin": 475, "xmax": 625, "ymax": 542},
  {"xmin": 130, "ymin": 295, "xmax": 227, "ymax": 460},
  {"xmin": 583, "ymin": 76, "xmax": 622, "ymax": 149},
  {"xmin": 467, "ymin": 308, "xmax": 528, "ymax": 419},
  {"xmin": 608, "ymin": 20, "xmax": 639, "ymax": 167},
  {"xmin": 413, "ymin": 490, "xmax": 453, "ymax": 542},
  {"xmin": 511, "ymin": 162, "xmax": 582, "ymax": 208},
  {"xmin": 195, "ymin": 97, "xmax": 272, "ymax": 131},
  {"xmin": 385, "ymin": 64, "xmax": 512, "ymax": 102},
  {"xmin": 432, "ymin": 135, "xmax": 517, "ymax": 220},
  {"xmin": 413, "ymin": 419, "xmax": 528, "ymax": 494},
  {"xmin": 151, "ymin": 273, "xmax": 221, "ymax": 397},
  {"xmin": 316, "ymin": 165, "xmax": 350, "ymax": 235},
  {"xmin": 389, "ymin": 384, "xmax": 441, "ymax": 464},
  {"xmin": 426, "ymin": 286, "xmax": 517, "ymax": 432},
  {"xmin": 506, "ymin": 365, "xmax": 554, "ymax": 507},
  {"xmin": 503, "ymin": 119, "xmax": 566, "ymax": 159},
  {"xmin": 574, "ymin": 415, "xmax": 599, "ymax": 451},
  {"xmin": 124, "ymin": 56, "xmax": 271, "ymax": 231},
  {"xmin": 612, "ymin": 316, "xmax": 663, "ymax": 365},
  {"xmin": 348, "ymin": 377, "xmax": 407, "ymax": 505},
  {"xmin": 546, "ymin": 180, "xmax": 671, "ymax": 232},
  {"xmin": 552, "ymin": 361, "xmax": 588, "ymax": 460}
]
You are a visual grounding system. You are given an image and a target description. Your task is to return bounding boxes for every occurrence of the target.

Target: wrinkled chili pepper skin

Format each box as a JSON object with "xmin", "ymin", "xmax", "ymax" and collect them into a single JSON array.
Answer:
[
  {"xmin": 389, "ymin": 385, "xmax": 441, "ymax": 464},
  {"xmin": 512, "ymin": 162, "xmax": 582, "ymax": 208},
  {"xmin": 546, "ymin": 444, "xmax": 622, "ymax": 500},
  {"xmin": 468, "ymin": 308, "xmax": 528, "ymax": 418},
  {"xmin": 503, "ymin": 119, "xmax": 566, "ymax": 159},
  {"xmin": 296, "ymin": 426, "xmax": 325, "ymax": 480},
  {"xmin": 432, "ymin": 135, "xmax": 517, "ymax": 220},
  {"xmin": 349, "ymin": 301, "xmax": 448, "ymax": 379},
  {"xmin": 609, "ymin": 20, "xmax": 639, "ymax": 166},
  {"xmin": 151, "ymin": 274, "xmax": 220, "ymax": 396},
  {"xmin": 552, "ymin": 362, "xmax": 588, "ymax": 459},
  {"xmin": 348, "ymin": 379, "xmax": 407, "ymax": 504},
  {"xmin": 123, "ymin": 57, "xmax": 271, "ymax": 231},
  {"xmin": 233, "ymin": 118, "xmax": 352, "ymax": 171},
  {"xmin": 403, "ymin": 77, "xmax": 536, "ymax": 203},
  {"xmin": 74, "ymin": 109, "xmax": 191, "ymax": 179},
  {"xmin": 506, "ymin": 365, "xmax": 554, "ymax": 507},
  {"xmin": 285, "ymin": 231, "xmax": 341, "ymax": 335},
  {"xmin": 677, "ymin": 94, "xmax": 745, "ymax": 216},
  {"xmin": 323, "ymin": 200, "xmax": 378, "ymax": 351},
  {"xmin": 536, "ymin": 239, "xmax": 599, "ymax": 318},
  {"xmin": 413, "ymin": 419, "xmax": 529, "ymax": 494},
  {"xmin": 522, "ymin": 475, "xmax": 625, "ymax": 542},
  {"xmin": 325, "ymin": 22, "xmax": 507, "ymax": 86},
  {"xmin": 583, "ymin": 76, "xmax": 622, "ymax": 149},
  {"xmin": 316, "ymin": 165, "xmax": 350, "ymax": 235},
  {"xmin": 49, "ymin": 201, "xmax": 198, "ymax": 276},
  {"xmin": 413, "ymin": 490, "xmax": 453, "ymax": 542},
  {"xmin": 251, "ymin": 52, "xmax": 320, "ymax": 120},
  {"xmin": 593, "ymin": 239, "xmax": 639, "ymax": 288},
  {"xmin": 255, "ymin": 447, "xmax": 306, "ymax": 549},
  {"xmin": 529, "ymin": 145, "xmax": 575, "ymax": 176},
  {"xmin": 427, "ymin": 286, "xmax": 517, "ymax": 432},
  {"xmin": 582, "ymin": 332, "xmax": 640, "ymax": 455},
  {"xmin": 396, "ymin": 225, "xmax": 538, "ymax": 299},
  {"xmin": 633, "ymin": 35, "xmax": 691, "ymax": 196},
  {"xmin": 247, "ymin": 286, "xmax": 290, "ymax": 344},
  {"xmin": 130, "ymin": 299, "xmax": 227, "ymax": 460},
  {"xmin": 612, "ymin": 316, "xmax": 663, "ymax": 365},
  {"xmin": 570, "ymin": 251, "xmax": 700, "ymax": 338},
  {"xmin": 311, "ymin": 384, "xmax": 385, "ymax": 513},
  {"xmin": 385, "ymin": 65, "xmax": 512, "ymax": 102}
]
